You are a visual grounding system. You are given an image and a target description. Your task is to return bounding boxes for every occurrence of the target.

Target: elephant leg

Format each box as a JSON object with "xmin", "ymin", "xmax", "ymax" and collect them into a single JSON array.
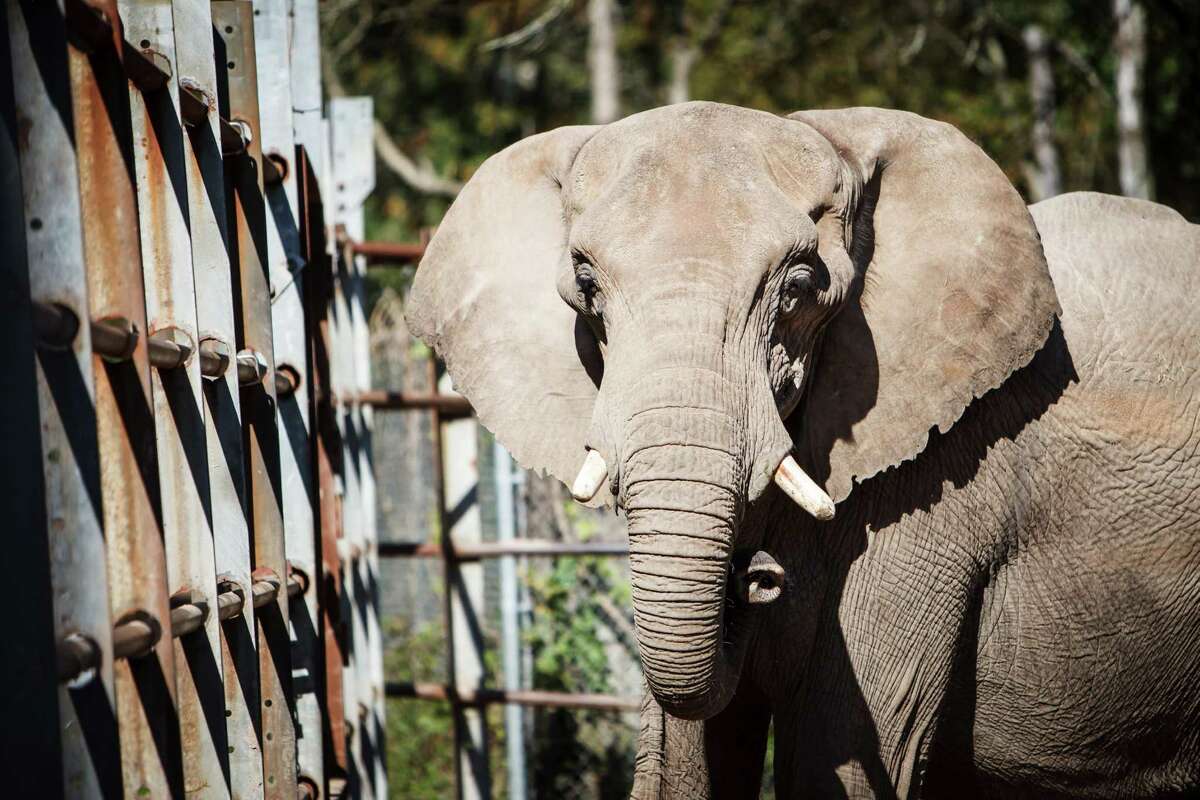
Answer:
[
  {"xmin": 705, "ymin": 686, "xmax": 771, "ymax": 800},
  {"xmin": 632, "ymin": 681, "xmax": 770, "ymax": 800},
  {"xmin": 632, "ymin": 685, "xmax": 710, "ymax": 800},
  {"xmin": 771, "ymin": 565, "xmax": 980, "ymax": 799}
]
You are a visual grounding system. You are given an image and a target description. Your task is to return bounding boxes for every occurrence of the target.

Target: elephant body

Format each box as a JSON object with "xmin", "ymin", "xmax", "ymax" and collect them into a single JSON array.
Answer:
[
  {"xmin": 406, "ymin": 102, "xmax": 1200, "ymax": 798},
  {"xmin": 640, "ymin": 192, "xmax": 1200, "ymax": 799}
]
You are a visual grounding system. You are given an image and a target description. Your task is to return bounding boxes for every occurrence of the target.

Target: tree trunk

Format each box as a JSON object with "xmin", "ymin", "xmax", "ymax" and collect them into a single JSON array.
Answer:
[
  {"xmin": 1022, "ymin": 25, "xmax": 1062, "ymax": 202},
  {"xmin": 588, "ymin": 0, "xmax": 619, "ymax": 123},
  {"xmin": 667, "ymin": 41, "xmax": 696, "ymax": 105},
  {"xmin": 1113, "ymin": 0, "xmax": 1152, "ymax": 199}
]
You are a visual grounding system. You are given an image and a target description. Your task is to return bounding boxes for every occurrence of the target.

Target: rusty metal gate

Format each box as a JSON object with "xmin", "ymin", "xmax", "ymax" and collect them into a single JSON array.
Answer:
[{"xmin": 5, "ymin": 1, "xmax": 383, "ymax": 796}]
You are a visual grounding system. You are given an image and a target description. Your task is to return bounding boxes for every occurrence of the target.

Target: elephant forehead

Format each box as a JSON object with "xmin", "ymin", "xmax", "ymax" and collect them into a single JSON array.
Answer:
[
  {"xmin": 566, "ymin": 105, "xmax": 838, "ymax": 279},
  {"xmin": 568, "ymin": 102, "xmax": 841, "ymax": 225}
]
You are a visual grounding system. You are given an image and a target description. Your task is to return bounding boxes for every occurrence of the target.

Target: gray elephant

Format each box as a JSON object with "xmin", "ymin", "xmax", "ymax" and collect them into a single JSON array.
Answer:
[{"xmin": 407, "ymin": 102, "xmax": 1200, "ymax": 798}]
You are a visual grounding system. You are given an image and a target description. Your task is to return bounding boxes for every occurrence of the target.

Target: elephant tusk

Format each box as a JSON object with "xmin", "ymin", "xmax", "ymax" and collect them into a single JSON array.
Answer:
[
  {"xmin": 774, "ymin": 455, "xmax": 835, "ymax": 521},
  {"xmin": 571, "ymin": 449, "xmax": 609, "ymax": 502}
]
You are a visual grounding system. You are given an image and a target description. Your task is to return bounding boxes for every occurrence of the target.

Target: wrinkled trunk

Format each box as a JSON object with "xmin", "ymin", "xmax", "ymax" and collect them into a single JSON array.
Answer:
[{"xmin": 619, "ymin": 365, "xmax": 742, "ymax": 719}]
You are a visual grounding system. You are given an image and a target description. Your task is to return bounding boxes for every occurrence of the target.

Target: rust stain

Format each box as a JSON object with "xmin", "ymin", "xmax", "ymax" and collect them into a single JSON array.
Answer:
[{"xmin": 68, "ymin": 31, "xmax": 181, "ymax": 797}]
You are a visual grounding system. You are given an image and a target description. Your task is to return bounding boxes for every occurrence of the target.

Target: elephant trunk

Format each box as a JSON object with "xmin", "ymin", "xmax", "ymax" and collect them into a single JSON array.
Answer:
[{"xmin": 620, "ymin": 366, "xmax": 743, "ymax": 720}]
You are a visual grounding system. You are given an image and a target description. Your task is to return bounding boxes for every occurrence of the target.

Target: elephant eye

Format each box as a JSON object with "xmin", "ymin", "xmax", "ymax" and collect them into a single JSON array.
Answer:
[
  {"xmin": 780, "ymin": 272, "xmax": 814, "ymax": 317},
  {"xmin": 575, "ymin": 265, "xmax": 601, "ymax": 311}
]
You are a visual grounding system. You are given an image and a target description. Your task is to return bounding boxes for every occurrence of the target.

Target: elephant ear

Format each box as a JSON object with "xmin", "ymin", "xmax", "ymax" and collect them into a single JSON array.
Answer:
[
  {"xmin": 406, "ymin": 126, "xmax": 605, "ymax": 498},
  {"xmin": 788, "ymin": 108, "xmax": 1060, "ymax": 503}
]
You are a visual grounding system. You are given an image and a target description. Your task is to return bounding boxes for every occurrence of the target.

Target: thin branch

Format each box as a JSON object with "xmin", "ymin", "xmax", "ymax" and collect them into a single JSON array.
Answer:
[
  {"xmin": 480, "ymin": 0, "xmax": 572, "ymax": 53},
  {"xmin": 330, "ymin": 7, "xmax": 374, "ymax": 61},
  {"xmin": 322, "ymin": 45, "xmax": 463, "ymax": 198},
  {"xmin": 1054, "ymin": 39, "xmax": 1111, "ymax": 99},
  {"xmin": 373, "ymin": 122, "xmax": 464, "ymax": 198}
]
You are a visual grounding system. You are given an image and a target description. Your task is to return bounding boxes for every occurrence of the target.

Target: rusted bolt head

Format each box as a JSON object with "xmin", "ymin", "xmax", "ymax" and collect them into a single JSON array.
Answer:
[
  {"xmin": 149, "ymin": 326, "xmax": 195, "ymax": 368},
  {"xmin": 199, "ymin": 337, "xmax": 233, "ymax": 379},
  {"xmin": 236, "ymin": 348, "xmax": 269, "ymax": 386}
]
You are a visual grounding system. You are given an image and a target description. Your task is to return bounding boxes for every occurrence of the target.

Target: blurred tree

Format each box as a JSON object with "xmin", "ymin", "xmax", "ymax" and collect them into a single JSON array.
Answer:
[
  {"xmin": 588, "ymin": 0, "xmax": 620, "ymax": 121},
  {"xmin": 1114, "ymin": 0, "xmax": 1151, "ymax": 198},
  {"xmin": 1022, "ymin": 24, "xmax": 1062, "ymax": 200}
]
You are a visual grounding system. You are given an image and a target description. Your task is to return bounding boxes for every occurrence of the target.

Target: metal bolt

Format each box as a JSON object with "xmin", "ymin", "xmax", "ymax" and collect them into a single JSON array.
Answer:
[
  {"xmin": 148, "ymin": 326, "xmax": 195, "ymax": 369},
  {"xmin": 236, "ymin": 348, "xmax": 269, "ymax": 386},
  {"xmin": 199, "ymin": 337, "xmax": 233, "ymax": 379}
]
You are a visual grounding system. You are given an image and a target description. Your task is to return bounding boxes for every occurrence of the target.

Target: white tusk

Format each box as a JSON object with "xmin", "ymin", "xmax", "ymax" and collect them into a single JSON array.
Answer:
[
  {"xmin": 774, "ymin": 455, "xmax": 835, "ymax": 521},
  {"xmin": 571, "ymin": 450, "xmax": 609, "ymax": 502}
]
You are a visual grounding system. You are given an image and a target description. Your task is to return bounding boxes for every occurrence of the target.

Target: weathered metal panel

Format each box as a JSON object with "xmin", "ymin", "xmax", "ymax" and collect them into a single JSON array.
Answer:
[
  {"xmin": 441, "ymin": 371, "xmax": 491, "ymax": 800},
  {"xmin": 330, "ymin": 94, "xmax": 386, "ymax": 800},
  {"xmin": 251, "ymin": 3, "xmax": 325, "ymax": 794},
  {"xmin": 291, "ymin": 4, "xmax": 348, "ymax": 794},
  {"xmin": 4, "ymin": 3, "xmax": 127, "ymax": 795},
  {"xmin": 117, "ymin": 1, "xmax": 230, "ymax": 795},
  {"xmin": 337, "ymin": 97, "xmax": 387, "ymax": 800},
  {"xmin": 0, "ymin": 5, "xmax": 63, "ymax": 795},
  {"xmin": 211, "ymin": 3, "xmax": 299, "ymax": 797},
  {"xmin": 299, "ymin": 118, "xmax": 351, "ymax": 793},
  {"xmin": 68, "ymin": 2, "xmax": 189, "ymax": 795},
  {"xmin": 171, "ymin": 1, "xmax": 265, "ymax": 796},
  {"xmin": 289, "ymin": 0, "xmax": 323, "ymax": 189}
]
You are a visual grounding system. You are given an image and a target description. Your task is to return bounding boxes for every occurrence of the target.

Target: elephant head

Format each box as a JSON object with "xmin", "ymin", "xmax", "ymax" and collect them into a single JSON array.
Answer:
[{"xmin": 407, "ymin": 102, "xmax": 1059, "ymax": 720}]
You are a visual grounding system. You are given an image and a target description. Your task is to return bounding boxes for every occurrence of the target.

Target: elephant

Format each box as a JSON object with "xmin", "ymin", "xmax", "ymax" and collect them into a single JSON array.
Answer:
[{"xmin": 406, "ymin": 102, "xmax": 1200, "ymax": 798}]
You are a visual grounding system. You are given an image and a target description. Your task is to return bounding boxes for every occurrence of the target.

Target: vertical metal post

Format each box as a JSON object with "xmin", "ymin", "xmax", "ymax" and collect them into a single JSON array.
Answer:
[
  {"xmin": 69, "ymin": 4, "xmax": 185, "ymax": 796},
  {"xmin": 426, "ymin": 359, "xmax": 459, "ymax": 799},
  {"xmin": 251, "ymin": 1, "xmax": 325, "ymax": 794},
  {"xmin": 495, "ymin": 441, "xmax": 527, "ymax": 800},
  {"xmin": 0, "ymin": 5, "xmax": 59, "ymax": 794},
  {"xmin": 117, "ymin": 1, "xmax": 229, "ymax": 794},
  {"xmin": 291, "ymin": 4, "xmax": 349, "ymax": 795},
  {"xmin": 330, "ymin": 94, "xmax": 384, "ymax": 800},
  {"xmin": 329, "ymin": 104, "xmax": 364, "ymax": 799},
  {"xmin": 5, "ymin": 3, "xmax": 127, "ymax": 795},
  {"xmin": 440, "ymin": 368, "xmax": 491, "ymax": 800},
  {"xmin": 211, "ymin": 3, "xmax": 299, "ymax": 797},
  {"xmin": 171, "ymin": 0, "xmax": 264, "ymax": 795},
  {"xmin": 299, "ymin": 137, "xmax": 351, "ymax": 795}
]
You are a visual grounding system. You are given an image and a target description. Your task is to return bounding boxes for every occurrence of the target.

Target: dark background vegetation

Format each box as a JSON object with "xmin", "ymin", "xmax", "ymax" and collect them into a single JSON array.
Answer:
[{"xmin": 325, "ymin": 0, "xmax": 1198, "ymax": 246}]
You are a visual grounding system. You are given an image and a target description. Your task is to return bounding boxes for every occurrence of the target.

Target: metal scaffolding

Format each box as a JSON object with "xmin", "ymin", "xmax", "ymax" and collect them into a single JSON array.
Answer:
[
  {"xmin": 6, "ymin": 2, "xmax": 635, "ymax": 798},
  {"xmin": 6, "ymin": 1, "xmax": 380, "ymax": 796}
]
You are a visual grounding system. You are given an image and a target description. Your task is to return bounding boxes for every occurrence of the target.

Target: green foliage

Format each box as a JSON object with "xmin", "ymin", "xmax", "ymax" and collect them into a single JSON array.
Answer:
[
  {"xmin": 383, "ymin": 618, "xmax": 457, "ymax": 799},
  {"xmin": 326, "ymin": 0, "xmax": 1200, "ymax": 236},
  {"xmin": 524, "ymin": 552, "xmax": 636, "ymax": 799}
]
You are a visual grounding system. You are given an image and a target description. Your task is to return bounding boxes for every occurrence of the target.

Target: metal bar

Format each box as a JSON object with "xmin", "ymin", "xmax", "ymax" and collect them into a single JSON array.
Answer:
[
  {"xmin": 170, "ymin": 2, "xmax": 265, "ymax": 791},
  {"xmin": 8, "ymin": 2, "xmax": 174, "ymax": 795},
  {"xmin": 298, "ymin": 135, "xmax": 351, "ymax": 790},
  {"xmin": 211, "ymin": 5, "xmax": 299, "ymax": 797},
  {"xmin": 251, "ymin": 2, "xmax": 326, "ymax": 793},
  {"xmin": 117, "ymin": 1, "xmax": 229, "ymax": 793},
  {"xmin": 69, "ymin": 0, "xmax": 186, "ymax": 786},
  {"xmin": 112, "ymin": 616, "xmax": 165, "ymax": 661},
  {"xmin": 384, "ymin": 683, "xmax": 641, "ymax": 713},
  {"xmin": 376, "ymin": 539, "xmax": 630, "ymax": 560},
  {"xmin": 495, "ymin": 441, "xmax": 528, "ymax": 799},
  {"xmin": 170, "ymin": 600, "xmax": 209, "ymax": 639},
  {"xmin": 330, "ymin": 94, "xmax": 382, "ymax": 800},
  {"xmin": 348, "ymin": 389, "xmax": 473, "ymax": 416},
  {"xmin": 426, "ymin": 354, "xmax": 465, "ymax": 800},
  {"xmin": 343, "ymin": 237, "xmax": 426, "ymax": 264},
  {"xmin": 31, "ymin": 299, "xmax": 263, "ymax": 378}
]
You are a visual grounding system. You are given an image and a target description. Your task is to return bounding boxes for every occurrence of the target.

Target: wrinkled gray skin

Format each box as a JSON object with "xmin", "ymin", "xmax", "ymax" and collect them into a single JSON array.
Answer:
[{"xmin": 408, "ymin": 102, "xmax": 1200, "ymax": 798}]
